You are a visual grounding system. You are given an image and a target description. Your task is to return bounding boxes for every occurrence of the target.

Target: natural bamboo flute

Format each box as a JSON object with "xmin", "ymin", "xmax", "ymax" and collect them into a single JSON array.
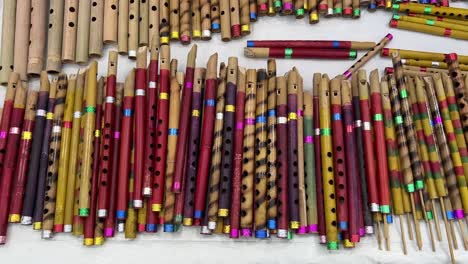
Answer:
[
  {"xmin": 0, "ymin": 0, "xmax": 16, "ymax": 84},
  {"xmin": 266, "ymin": 59, "xmax": 277, "ymax": 231},
  {"xmin": 28, "ymin": 0, "xmax": 48, "ymax": 76},
  {"xmin": 140, "ymin": 0, "xmax": 150, "ymax": 45},
  {"xmin": 118, "ymin": 0, "xmax": 129, "ymax": 54},
  {"xmin": 103, "ymin": 0, "xmax": 119, "ymax": 43},
  {"xmin": 128, "ymin": 0, "xmax": 140, "ymax": 58},
  {"xmin": 89, "ymin": 0, "xmax": 105, "ymax": 57},
  {"xmin": 13, "ymin": 0, "xmax": 31, "ymax": 81},
  {"xmin": 62, "ymin": 0, "xmax": 79, "ymax": 63},
  {"xmin": 149, "ymin": 0, "xmax": 161, "ymax": 49}
]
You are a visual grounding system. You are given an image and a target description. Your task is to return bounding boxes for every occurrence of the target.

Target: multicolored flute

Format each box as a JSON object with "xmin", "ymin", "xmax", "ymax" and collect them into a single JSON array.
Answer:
[{"xmin": 303, "ymin": 91, "xmax": 317, "ymax": 234}]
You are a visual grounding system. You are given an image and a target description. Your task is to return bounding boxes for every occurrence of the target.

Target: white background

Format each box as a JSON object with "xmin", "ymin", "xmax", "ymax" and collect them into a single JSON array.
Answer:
[{"xmin": 1, "ymin": 1, "xmax": 468, "ymax": 264}]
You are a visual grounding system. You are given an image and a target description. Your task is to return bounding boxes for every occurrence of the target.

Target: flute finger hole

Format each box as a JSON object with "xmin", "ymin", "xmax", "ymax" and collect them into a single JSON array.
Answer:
[
  {"xmin": 331, "ymin": 208, "xmax": 336, "ymax": 213},
  {"xmin": 330, "ymin": 194, "xmax": 335, "ymax": 199},
  {"xmin": 69, "ymin": 7, "xmax": 76, "ymax": 12}
]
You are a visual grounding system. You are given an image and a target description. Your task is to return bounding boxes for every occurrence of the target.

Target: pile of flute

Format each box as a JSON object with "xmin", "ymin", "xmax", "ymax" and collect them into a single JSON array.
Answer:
[
  {"xmin": 390, "ymin": 3, "xmax": 468, "ymax": 40},
  {"xmin": 1, "ymin": 42, "xmax": 468, "ymax": 260}
]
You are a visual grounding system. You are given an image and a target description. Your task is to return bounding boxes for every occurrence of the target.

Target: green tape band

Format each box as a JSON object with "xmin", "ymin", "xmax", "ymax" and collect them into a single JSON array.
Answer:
[
  {"xmin": 415, "ymin": 180, "xmax": 424, "ymax": 190},
  {"xmin": 349, "ymin": 50, "xmax": 357, "ymax": 59},
  {"xmin": 327, "ymin": 241, "xmax": 339, "ymax": 250},
  {"xmin": 406, "ymin": 183, "xmax": 415, "ymax": 193},
  {"xmin": 427, "ymin": 211, "xmax": 433, "ymax": 220},
  {"xmin": 424, "ymin": 6, "xmax": 432, "ymax": 14},
  {"xmin": 392, "ymin": 14, "xmax": 401, "ymax": 20},
  {"xmin": 285, "ymin": 48, "xmax": 293, "ymax": 59},
  {"xmin": 79, "ymin": 208, "xmax": 90, "ymax": 217},
  {"xmin": 394, "ymin": 116, "xmax": 403, "ymax": 125},
  {"xmin": 426, "ymin": 20, "xmax": 435, "ymax": 26},
  {"xmin": 287, "ymin": 231, "xmax": 293, "ymax": 240},
  {"xmin": 296, "ymin": 8, "xmax": 305, "ymax": 16},
  {"xmin": 380, "ymin": 205, "xmax": 391, "ymax": 214},
  {"xmin": 400, "ymin": 89, "xmax": 408, "ymax": 99},
  {"xmin": 274, "ymin": 1, "xmax": 281, "ymax": 8},
  {"xmin": 353, "ymin": 9, "xmax": 361, "ymax": 16},
  {"xmin": 321, "ymin": 128, "xmax": 332, "ymax": 136},
  {"xmin": 448, "ymin": 104, "xmax": 459, "ymax": 112},
  {"xmin": 85, "ymin": 106, "xmax": 96, "ymax": 113},
  {"xmin": 374, "ymin": 113, "xmax": 383, "ymax": 121}
]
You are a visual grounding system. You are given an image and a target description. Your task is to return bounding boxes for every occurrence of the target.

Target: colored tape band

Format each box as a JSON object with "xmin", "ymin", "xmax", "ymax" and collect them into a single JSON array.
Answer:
[
  {"xmin": 85, "ymin": 106, "xmax": 96, "ymax": 113},
  {"xmin": 296, "ymin": 8, "xmax": 305, "ymax": 16},
  {"xmin": 46, "ymin": 112, "xmax": 54, "ymax": 119},
  {"xmin": 283, "ymin": 2, "xmax": 293, "ymax": 9},
  {"xmin": 63, "ymin": 121, "xmax": 72, "ymax": 129},
  {"xmin": 373, "ymin": 113, "xmax": 383, "ymax": 121},
  {"xmin": 114, "ymin": 131, "xmax": 120, "ymax": 139},
  {"xmin": 193, "ymin": 30, "xmax": 201, "ymax": 37},
  {"xmin": 444, "ymin": 28, "xmax": 452, "ymax": 37},
  {"xmin": 424, "ymin": 6, "xmax": 432, "ymax": 14},
  {"xmin": 346, "ymin": 125, "xmax": 353, "ymax": 133},
  {"xmin": 380, "ymin": 205, "xmax": 391, "ymax": 214},
  {"xmin": 274, "ymin": 1, "xmax": 281, "ymax": 8},
  {"xmin": 268, "ymin": 109, "xmax": 276, "ymax": 117},
  {"xmin": 334, "ymin": 8, "xmax": 342, "ymax": 14},
  {"xmin": 22, "ymin": 131, "xmax": 32, "ymax": 140},
  {"xmin": 241, "ymin": 25, "xmax": 250, "ymax": 32},
  {"xmin": 9, "ymin": 127, "xmax": 20, "ymax": 134},
  {"xmin": 136, "ymin": 89, "xmax": 146, "ymax": 96},
  {"xmin": 415, "ymin": 180, "xmax": 424, "ymax": 190},
  {"xmin": 277, "ymin": 116, "xmax": 287, "ymax": 124},
  {"xmin": 216, "ymin": 113, "xmax": 224, "ymax": 120},
  {"xmin": 36, "ymin": 109, "xmax": 46, "ymax": 117},
  {"xmin": 160, "ymin": 92, "xmax": 169, "ymax": 100},
  {"xmin": 315, "ymin": 128, "xmax": 320, "ymax": 136},
  {"xmin": 73, "ymin": 111, "xmax": 82, "ymax": 118},
  {"xmin": 236, "ymin": 121, "xmax": 244, "ymax": 129},
  {"xmin": 149, "ymin": 81, "xmax": 157, "ymax": 89},
  {"xmin": 333, "ymin": 113, "xmax": 341, "ymax": 121},
  {"xmin": 363, "ymin": 121, "xmax": 371, "ymax": 131},
  {"xmin": 311, "ymin": 13, "xmax": 319, "ymax": 21},
  {"xmin": 52, "ymin": 126, "xmax": 61, "ymax": 133},
  {"xmin": 304, "ymin": 136, "xmax": 313, "ymax": 144},
  {"xmin": 288, "ymin": 112, "xmax": 297, "ymax": 120},
  {"xmin": 105, "ymin": 96, "xmax": 115, "ymax": 103},
  {"xmin": 192, "ymin": 109, "xmax": 200, "ymax": 117},
  {"xmin": 297, "ymin": 109, "xmax": 303, "ymax": 117},
  {"xmin": 95, "ymin": 130, "xmax": 101, "ymax": 138},
  {"xmin": 170, "ymin": 31, "xmax": 179, "ymax": 39},
  {"xmin": 168, "ymin": 128, "xmax": 178, "ymax": 136},
  {"xmin": 354, "ymin": 120, "xmax": 362, "ymax": 127},
  {"xmin": 256, "ymin": 116, "xmax": 267, "ymax": 123},
  {"xmin": 185, "ymin": 82, "xmax": 193, "ymax": 89},
  {"xmin": 0, "ymin": 131, "xmax": 6, "ymax": 138},
  {"xmin": 426, "ymin": 211, "xmax": 433, "ymax": 220},
  {"xmin": 284, "ymin": 48, "xmax": 293, "ymax": 59},
  {"xmin": 353, "ymin": 9, "xmax": 360, "ymax": 17},
  {"xmin": 212, "ymin": 23, "xmax": 220, "ymax": 30},
  {"xmin": 394, "ymin": 116, "xmax": 403, "ymax": 125},
  {"xmin": 321, "ymin": 128, "xmax": 331, "ymax": 136},
  {"xmin": 399, "ymin": 89, "xmax": 408, "ymax": 99},
  {"xmin": 426, "ymin": 20, "xmax": 435, "ymax": 26},
  {"xmin": 123, "ymin": 109, "xmax": 133, "ymax": 116},
  {"xmin": 225, "ymin": 105, "xmax": 235, "ymax": 112},
  {"xmin": 206, "ymin": 99, "xmax": 215, "ymax": 106},
  {"xmin": 434, "ymin": 116, "xmax": 443, "ymax": 125},
  {"xmin": 406, "ymin": 183, "xmax": 415, "ymax": 193},
  {"xmin": 245, "ymin": 118, "xmax": 255, "ymax": 125},
  {"xmin": 332, "ymin": 41, "xmax": 340, "ymax": 48},
  {"xmin": 160, "ymin": 37, "xmax": 169, "ymax": 44}
]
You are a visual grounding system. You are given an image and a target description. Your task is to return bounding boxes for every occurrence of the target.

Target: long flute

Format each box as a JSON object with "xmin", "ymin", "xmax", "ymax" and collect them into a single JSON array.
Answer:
[
  {"xmin": 229, "ymin": 67, "xmax": 246, "ymax": 238},
  {"xmin": 32, "ymin": 79, "xmax": 59, "ymax": 230},
  {"xmin": 116, "ymin": 70, "xmax": 135, "ymax": 220},
  {"xmin": 104, "ymin": 84, "xmax": 123, "ymax": 236},
  {"xmin": 128, "ymin": 0, "xmax": 139, "ymax": 58},
  {"xmin": 149, "ymin": 0, "xmax": 161, "ymax": 49},
  {"xmin": 42, "ymin": 75, "xmax": 68, "ymax": 238},
  {"xmin": 182, "ymin": 68, "xmax": 206, "ymax": 225},
  {"xmin": 142, "ymin": 37, "xmax": 160, "ymax": 197},
  {"xmin": 140, "ymin": 0, "xmax": 150, "ymax": 45},
  {"xmin": 13, "ymin": 0, "xmax": 30, "ymax": 80},
  {"xmin": 275, "ymin": 76, "xmax": 288, "ymax": 238},
  {"xmin": 207, "ymin": 63, "xmax": 227, "ymax": 229},
  {"xmin": 89, "ymin": 0, "xmax": 104, "ymax": 57},
  {"xmin": 28, "ymin": 0, "xmax": 48, "ymax": 76},
  {"xmin": 152, "ymin": 45, "xmax": 171, "ymax": 212},
  {"xmin": 78, "ymin": 61, "xmax": 98, "ymax": 217},
  {"xmin": 76, "ymin": 0, "xmax": 91, "ymax": 64},
  {"xmin": 118, "ymin": 0, "xmax": 129, "ymax": 54},
  {"xmin": 63, "ymin": 70, "xmax": 85, "ymax": 232},
  {"xmin": 266, "ymin": 59, "xmax": 277, "ymax": 231},
  {"xmin": 0, "ymin": 83, "xmax": 27, "ymax": 244},
  {"xmin": 97, "ymin": 52, "xmax": 118, "ymax": 217},
  {"xmin": 304, "ymin": 91, "xmax": 317, "ymax": 233},
  {"xmin": 173, "ymin": 45, "xmax": 198, "ymax": 193},
  {"xmin": 239, "ymin": 68, "xmax": 256, "ymax": 237},
  {"xmin": 8, "ymin": 91, "xmax": 38, "ymax": 223},
  {"xmin": 21, "ymin": 73, "xmax": 48, "ymax": 225},
  {"xmin": 297, "ymin": 73, "xmax": 307, "ymax": 234},
  {"xmin": 0, "ymin": 0, "xmax": 16, "ymax": 84},
  {"xmin": 83, "ymin": 77, "xmax": 104, "ymax": 245},
  {"xmin": 194, "ymin": 53, "xmax": 218, "ymax": 221}
]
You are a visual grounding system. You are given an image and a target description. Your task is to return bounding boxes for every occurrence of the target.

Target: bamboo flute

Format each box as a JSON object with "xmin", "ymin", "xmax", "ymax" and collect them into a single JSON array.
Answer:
[
  {"xmin": 230, "ymin": 0, "xmax": 241, "ymax": 38},
  {"xmin": 239, "ymin": 68, "xmax": 256, "ymax": 237},
  {"xmin": 0, "ymin": 0, "xmax": 16, "ymax": 84},
  {"xmin": 32, "ymin": 79, "xmax": 58, "ymax": 230},
  {"xmin": 149, "ymin": 0, "xmax": 161, "ymax": 49},
  {"xmin": 192, "ymin": 0, "xmax": 202, "ymax": 40},
  {"xmin": 179, "ymin": 0, "xmax": 190, "ymax": 44},
  {"xmin": 83, "ymin": 77, "xmax": 104, "ymax": 245},
  {"xmin": 54, "ymin": 75, "xmax": 77, "ymax": 232},
  {"xmin": 205, "ymin": 64, "xmax": 225, "ymax": 229},
  {"xmin": 254, "ymin": 69, "xmax": 268, "ymax": 237},
  {"xmin": 218, "ymin": 58, "xmax": 239, "ymax": 218},
  {"xmin": 297, "ymin": 73, "xmax": 308, "ymax": 234},
  {"xmin": 78, "ymin": 61, "xmax": 98, "ymax": 217},
  {"xmin": 172, "ymin": 45, "xmax": 198, "ymax": 193},
  {"xmin": 0, "ymin": 73, "xmax": 19, "ymax": 179},
  {"xmin": 182, "ymin": 67, "xmax": 206, "ymax": 225},
  {"xmin": 240, "ymin": 0, "xmax": 250, "ymax": 35},
  {"xmin": 97, "ymin": 52, "xmax": 118, "ymax": 217},
  {"xmin": 163, "ymin": 73, "xmax": 182, "ymax": 232},
  {"xmin": 128, "ymin": 0, "xmax": 140, "ymax": 58},
  {"xmin": 275, "ymin": 75, "xmax": 288, "ymax": 238},
  {"xmin": 27, "ymin": 0, "xmax": 48, "ymax": 76},
  {"xmin": 304, "ymin": 91, "xmax": 317, "ymax": 233},
  {"xmin": 8, "ymin": 91, "xmax": 38, "ymax": 223},
  {"xmin": 89, "ymin": 0, "xmax": 104, "ymax": 57},
  {"xmin": 160, "ymin": 0, "xmax": 170, "ymax": 44},
  {"xmin": 42, "ymin": 75, "xmax": 68, "ymax": 239},
  {"xmin": 103, "ymin": 0, "xmax": 119, "ymax": 43},
  {"xmin": 151, "ymin": 45, "xmax": 170, "ymax": 212},
  {"xmin": 220, "ymin": 0, "xmax": 232, "ymax": 41},
  {"xmin": 194, "ymin": 53, "xmax": 218, "ymax": 221},
  {"xmin": 62, "ymin": 0, "xmax": 79, "ymax": 63},
  {"xmin": 139, "ymin": 0, "xmax": 149, "ymax": 45},
  {"xmin": 76, "ymin": 0, "xmax": 91, "ymax": 63},
  {"xmin": 229, "ymin": 67, "xmax": 246, "ymax": 238},
  {"xmin": 313, "ymin": 73, "xmax": 326, "ymax": 241},
  {"xmin": 211, "ymin": 0, "xmax": 221, "ymax": 33},
  {"xmin": 13, "ymin": 0, "xmax": 31, "ymax": 80},
  {"xmin": 200, "ymin": 0, "xmax": 212, "ymax": 39},
  {"xmin": 266, "ymin": 59, "xmax": 277, "ymax": 231},
  {"xmin": 0, "ymin": 83, "xmax": 27, "ymax": 244},
  {"xmin": 21, "ymin": 73, "xmax": 48, "ymax": 225},
  {"xmin": 116, "ymin": 70, "xmax": 135, "ymax": 220},
  {"xmin": 63, "ymin": 70, "xmax": 85, "ymax": 232},
  {"xmin": 169, "ymin": 0, "xmax": 179, "ymax": 40},
  {"xmin": 118, "ymin": 0, "xmax": 129, "ymax": 54}
]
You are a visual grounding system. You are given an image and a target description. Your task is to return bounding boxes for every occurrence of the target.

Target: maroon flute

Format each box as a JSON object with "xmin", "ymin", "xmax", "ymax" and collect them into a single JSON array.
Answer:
[{"xmin": 244, "ymin": 47, "xmax": 357, "ymax": 60}]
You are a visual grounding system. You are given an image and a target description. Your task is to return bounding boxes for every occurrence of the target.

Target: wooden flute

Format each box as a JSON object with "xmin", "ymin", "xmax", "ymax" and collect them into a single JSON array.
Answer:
[
  {"xmin": 0, "ymin": 0, "xmax": 16, "ymax": 84},
  {"xmin": 139, "ymin": 0, "xmax": 150, "ymax": 45},
  {"xmin": 13, "ymin": 0, "xmax": 31, "ymax": 81},
  {"xmin": 28, "ymin": 0, "xmax": 48, "ymax": 76},
  {"xmin": 118, "ymin": 0, "xmax": 129, "ymax": 54},
  {"xmin": 89, "ymin": 0, "xmax": 105, "ymax": 57},
  {"xmin": 62, "ymin": 0, "xmax": 79, "ymax": 63},
  {"xmin": 76, "ymin": 0, "xmax": 91, "ymax": 64}
]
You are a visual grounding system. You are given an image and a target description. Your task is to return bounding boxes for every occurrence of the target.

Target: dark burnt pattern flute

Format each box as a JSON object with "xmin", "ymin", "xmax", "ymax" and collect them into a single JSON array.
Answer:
[
  {"xmin": 218, "ymin": 58, "xmax": 238, "ymax": 218},
  {"xmin": 97, "ymin": 52, "xmax": 118, "ymax": 218},
  {"xmin": 182, "ymin": 68, "xmax": 206, "ymax": 226},
  {"xmin": 275, "ymin": 76, "xmax": 288, "ymax": 239},
  {"xmin": 152, "ymin": 45, "xmax": 171, "ymax": 213},
  {"xmin": 9, "ymin": 91, "xmax": 38, "ymax": 223},
  {"xmin": 230, "ymin": 67, "xmax": 246, "ymax": 238},
  {"xmin": 0, "ymin": 83, "xmax": 27, "ymax": 244}
]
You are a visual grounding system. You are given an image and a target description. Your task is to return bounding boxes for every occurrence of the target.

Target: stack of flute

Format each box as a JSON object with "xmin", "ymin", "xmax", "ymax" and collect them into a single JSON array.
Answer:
[
  {"xmin": 390, "ymin": 3, "xmax": 468, "ymax": 40},
  {"xmin": 1, "ymin": 42, "xmax": 468, "ymax": 262}
]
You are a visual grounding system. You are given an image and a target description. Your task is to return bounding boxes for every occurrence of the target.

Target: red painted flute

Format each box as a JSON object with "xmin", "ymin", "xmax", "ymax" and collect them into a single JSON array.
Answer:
[
  {"xmin": 246, "ymin": 40, "xmax": 376, "ymax": 49},
  {"xmin": 229, "ymin": 67, "xmax": 246, "ymax": 238},
  {"xmin": 152, "ymin": 44, "xmax": 171, "ymax": 212},
  {"xmin": 142, "ymin": 38, "xmax": 160, "ymax": 197},
  {"xmin": 133, "ymin": 47, "xmax": 148, "ymax": 209},
  {"xmin": 0, "ymin": 82, "xmax": 27, "ymax": 244},
  {"xmin": 98, "ymin": 51, "xmax": 118, "ymax": 218},
  {"xmin": 8, "ymin": 91, "xmax": 38, "ymax": 223},
  {"xmin": 104, "ymin": 83, "xmax": 123, "ymax": 237},
  {"xmin": 330, "ymin": 77, "xmax": 349, "ymax": 231},
  {"xmin": 83, "ymin": 78, "xmax": 104, "ymax": 246},
  {"xmin": 173, "ymin": 45, "xmax": 197, "ymax": 193},
  {"xmin": 244, "ymin": 47, "xmax": 357, "ymax": 60},
  {"xmin": 313, "ymin": 73, "xmax": 326, "ymax": 243},
  {"xmin": 275, "ymin": 76, "xmax": 289, "ymax": 238},
  {"xmin": 116, "ymin": 70, "xmax": 135, "ymax": 220},
  {"xmin": 194, "ymin": 53, "xmax": 218, "ymax": 220}
]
